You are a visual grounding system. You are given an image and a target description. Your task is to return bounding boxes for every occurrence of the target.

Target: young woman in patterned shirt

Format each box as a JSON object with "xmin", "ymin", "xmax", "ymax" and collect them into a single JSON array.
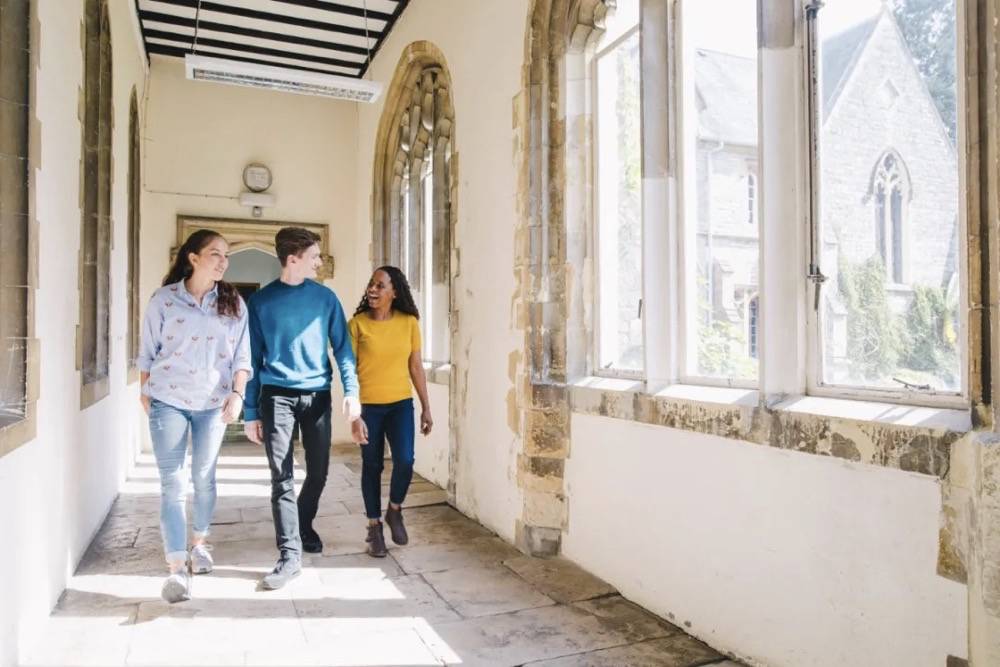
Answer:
[{"xmin": 137, "ymin": 229, "xmax": 252, "ymax": 603}]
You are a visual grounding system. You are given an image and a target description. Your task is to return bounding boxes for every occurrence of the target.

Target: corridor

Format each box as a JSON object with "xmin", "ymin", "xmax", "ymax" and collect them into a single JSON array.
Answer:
[{"xmin": 20, "ymin": 441, "xmax": 738, "ymax": 667}]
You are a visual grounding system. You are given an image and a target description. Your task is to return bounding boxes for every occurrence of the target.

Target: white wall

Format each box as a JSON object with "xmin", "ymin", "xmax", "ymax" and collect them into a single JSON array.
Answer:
[
  {"xmin": 141, "ymin": 57, "xmax": 362, "ymax": 441},
  {"xmin": 0, "ymin": 3, "xmax": 147, "ymax": 665},
  {"xmin": 414, "ymin": 382, "xmax": 449, "ymax": 488},
  {"xmin": 355, "ymin": 0, "xmax": 530, "ymax": 541},
  {"xmin": 563, "ymin": 414, "xmax": 967, "ymax": 667}
]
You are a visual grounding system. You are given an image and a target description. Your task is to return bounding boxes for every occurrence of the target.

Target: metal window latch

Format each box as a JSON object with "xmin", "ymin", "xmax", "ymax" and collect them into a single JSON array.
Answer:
[
  {"xmin": 893, "ymin": 377, "xmax": 932, "ymax": 392},
  {"xmin": 637, "ymin": 298, "xmax": 643, "ymax": 319},
  {"xmin": 807, "ymin": 264, "xmax": 827, "ymax": 310}
]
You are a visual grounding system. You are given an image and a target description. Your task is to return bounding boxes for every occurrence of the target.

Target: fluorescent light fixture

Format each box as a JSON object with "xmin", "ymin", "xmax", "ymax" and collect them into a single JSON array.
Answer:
[{"xmin": 184, "ymin": 54, "xmax": 383, "ymax": 103}]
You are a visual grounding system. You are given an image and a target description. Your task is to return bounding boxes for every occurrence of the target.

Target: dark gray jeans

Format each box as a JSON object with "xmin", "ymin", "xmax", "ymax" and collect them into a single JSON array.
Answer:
[{"xmin": 259, "ymin": 385, "xmax": 331, "ymax": 558}]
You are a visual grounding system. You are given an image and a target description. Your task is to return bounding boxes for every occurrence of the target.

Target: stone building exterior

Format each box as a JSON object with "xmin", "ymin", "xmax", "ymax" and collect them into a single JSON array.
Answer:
[{"xmin": 697, "ymin": 8, "xmax": 958, "ymax": 366}]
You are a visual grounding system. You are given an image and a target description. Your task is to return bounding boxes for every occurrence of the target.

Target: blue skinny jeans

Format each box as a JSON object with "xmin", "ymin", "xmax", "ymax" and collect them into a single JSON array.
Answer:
[
  {"xmin": 148, "ymin": 398, "xmax": 227, "ymax": 563},
  {"xmin": 359, "ymin": 398, "xmax": 415, "ymax": 519}
]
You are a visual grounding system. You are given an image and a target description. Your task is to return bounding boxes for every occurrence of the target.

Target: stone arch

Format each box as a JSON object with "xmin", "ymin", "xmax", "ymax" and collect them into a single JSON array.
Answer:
[
  {"xmin": 371, "ymin": 41, "xmax": 461, "ymax": 498},
  {"xmin": 512, "ymin": 0, "xmax": 615, "ymax": 556},
  {"xmin": 371, "ymin": 40, "xmax": 456, "ymax": 275},
  {"xmin": 127, "ymin": 88, "xmax": 140, "ymax": 378},
  {"xmin": 79, "ymin": 0, "xmax": 113, "ymax": 406}
]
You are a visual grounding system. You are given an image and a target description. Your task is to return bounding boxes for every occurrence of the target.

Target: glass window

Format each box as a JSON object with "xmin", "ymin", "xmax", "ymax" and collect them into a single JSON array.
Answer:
[
  {"xmin": 0, "ymin": 0, "xmax": 30, "ymax": 428},
  {"xmin": 817, "ymin": 0, "xmax": 961, "ymax": 394},
  {"xmin": 595, "ymin": 24, "xmax": 643, "ymax": 373},
  {"xmin": 679, "ymin": 0, "xmax": 760, "ymax": 383}
]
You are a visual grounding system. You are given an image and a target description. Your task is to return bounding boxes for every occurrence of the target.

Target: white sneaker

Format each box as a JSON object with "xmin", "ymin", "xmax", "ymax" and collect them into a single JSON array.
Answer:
[
  {"xmin": 190, "ymin": 544, "xmax": 214, "ymax": 574},
  {"xmin": 161, "ymin": 570, "xmax": 191, "ymax": 603}
]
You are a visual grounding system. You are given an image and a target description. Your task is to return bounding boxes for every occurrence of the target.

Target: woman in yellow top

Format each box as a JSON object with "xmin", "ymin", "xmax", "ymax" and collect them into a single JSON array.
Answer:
[{"xmin": 349, "ymin": 266, "xmax": 432, "ymax": 557}]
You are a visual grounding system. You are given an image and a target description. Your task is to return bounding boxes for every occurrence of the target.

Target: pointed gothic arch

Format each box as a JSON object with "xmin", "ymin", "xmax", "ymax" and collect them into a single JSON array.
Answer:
[{"xmin": 371, "ymin": 41, "xmax": 456, "ymax": 368}]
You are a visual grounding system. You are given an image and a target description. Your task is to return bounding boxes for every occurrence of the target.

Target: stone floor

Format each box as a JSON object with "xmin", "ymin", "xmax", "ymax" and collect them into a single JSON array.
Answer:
[{"xmin": 21, "ymin": 441, "xmax": 741, "ymax": 667}]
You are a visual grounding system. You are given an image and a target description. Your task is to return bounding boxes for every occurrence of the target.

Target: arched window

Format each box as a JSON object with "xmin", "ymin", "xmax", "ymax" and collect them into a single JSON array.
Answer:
[
  {"xmin": 373, "ymin": 56, "xmax": 454, "ymax": 366},
  {"xmin": 127, "ymin": 90, "xmax": 140, "ymax": 377},
  {"xmin": 80, "ymin": 0, "xmax": 112, "ymax": 404},
  {"xmin": 0, "ymin": 0, "xmax": 31, "ymax": 438},
  {"xmin": 871, "ymin": 151, "xmax": 909, "ymax": 284}
]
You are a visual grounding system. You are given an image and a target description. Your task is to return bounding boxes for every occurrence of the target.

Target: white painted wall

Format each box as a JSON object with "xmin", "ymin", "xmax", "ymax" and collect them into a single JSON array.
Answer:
[
  {"xmin": 414, "ymin": 382, "xmax": 449, "ymax": 488},
  {"xmin": 0, "ymin": 3, "xmax": 147, "ymax": 666},
  {"xmin": 563, "ymin": 414, "xmax": 967, "ymax": 667},
  {"xmin": 356, "ymin": 0, "xmax": 529, "ymax": 541},
  {"xmin": 141, "ymin": 57, "xmax": 362, "ymax": 442}
]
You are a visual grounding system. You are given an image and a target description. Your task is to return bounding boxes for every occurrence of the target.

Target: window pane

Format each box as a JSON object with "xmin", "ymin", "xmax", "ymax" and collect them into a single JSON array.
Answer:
[
  {"xmin": 596, "ymin": 29, "xmax": 643, "ymax": 372},
  {"xmin": 422, "ymin": 162, "xmax": 433, "ymax": 362},
  {"xmin": 680, "ymin": 0, "xmax": 759, "ymax": 382},
  {"xmin": 818, "ymin": 0, "xmax": 960, "ymax": 393}
]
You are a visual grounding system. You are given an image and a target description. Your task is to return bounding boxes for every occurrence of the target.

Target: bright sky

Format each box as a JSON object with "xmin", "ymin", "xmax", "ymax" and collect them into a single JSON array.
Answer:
[{"xmin": 681, "ymin": 0, "xmax": 885, "ymax": 57}]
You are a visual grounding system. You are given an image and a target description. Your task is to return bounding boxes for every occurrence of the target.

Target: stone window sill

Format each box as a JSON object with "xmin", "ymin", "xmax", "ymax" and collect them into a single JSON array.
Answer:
[
  {"xmin": 423, "ymin": 362, "xmax": 451, "ymax": 386},
  {"xmin": 569, "ymin": 377, "xmax": 970, "ymax": 478}
]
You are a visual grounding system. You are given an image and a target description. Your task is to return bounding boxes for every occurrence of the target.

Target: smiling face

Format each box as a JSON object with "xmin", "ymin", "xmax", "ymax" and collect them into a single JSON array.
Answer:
[
  {"xmin": 366, "ymin": 269, "xmax": 396, "ymax": 311},
  {"xmin": 188, "ymin": 236, "xmax": 229, "ymax": 282},
  {"xmin": 287, "ymin": 243, "xmax": 322, "ymax": 282}
]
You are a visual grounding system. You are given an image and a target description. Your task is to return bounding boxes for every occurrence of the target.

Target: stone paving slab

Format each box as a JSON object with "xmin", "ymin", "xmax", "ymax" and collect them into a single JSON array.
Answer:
[
  {"xmin": 391, "ymin": 536, "xmax": 524, "ymax": 575},
  {"xmin": 416, "ymin": 603, "xmax": 671, "ymax": 667},
  {"xmin": 503, "ymin": 555, "xmax": 618, "ymax": 604},
  {"xmin": 524, "ymin": 635, "xmax": 724, "ymax": 666},
  {"xmin": 422, "ymin": 564, "xmax": 555, "ymax": 617}
]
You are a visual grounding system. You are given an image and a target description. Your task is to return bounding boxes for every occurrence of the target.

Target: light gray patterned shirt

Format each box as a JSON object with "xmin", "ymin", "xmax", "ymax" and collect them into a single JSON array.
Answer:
[{"xmin": 137, "ymin": 280, "xmax": 252, "ymax": 411}]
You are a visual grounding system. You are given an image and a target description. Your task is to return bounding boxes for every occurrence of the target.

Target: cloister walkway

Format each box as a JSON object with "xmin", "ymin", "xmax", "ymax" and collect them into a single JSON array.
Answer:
[{"xmin": 21, "ymin": 441, "xmax": 741, "ymax": 666}]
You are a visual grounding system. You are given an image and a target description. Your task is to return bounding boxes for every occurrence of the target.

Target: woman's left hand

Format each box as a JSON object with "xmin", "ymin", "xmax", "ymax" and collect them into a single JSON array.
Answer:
[
  {"xmin": 420, "ymin": 410, "xmax": 433, "ymax": 435},
  {"xmin": 221, "ymin": 392, "xmax": 243, "ymax": 424}
]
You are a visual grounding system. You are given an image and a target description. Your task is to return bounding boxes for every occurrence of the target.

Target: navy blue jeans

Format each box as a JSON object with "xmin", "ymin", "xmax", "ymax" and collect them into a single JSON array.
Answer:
[{"xmin": 359, "ymin": 398, "xmax": 415, "ymax": 519}]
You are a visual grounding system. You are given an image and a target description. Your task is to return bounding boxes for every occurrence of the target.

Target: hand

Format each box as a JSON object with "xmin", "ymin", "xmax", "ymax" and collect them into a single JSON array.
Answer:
[
  {"xmin": 244, "ymin": 419, "xmax": 263, "ymax": 445},
  {"xmin": 343, "ymin": 396, "xmax": 361, "ymax": 422},
  {"xmin": 140, "ymin": 394, "xmax": 151, "ymax": 416},
  {"xmin": 221, "ymin": 392, "xmax": 243, "ymax": 424},
  {"xmin": 351, "ymin": 417, "xmax": 369, "ymax": 445},
  {"xmin": 420, "ymin": 410, "xmax": 433, "ymax": 436}
]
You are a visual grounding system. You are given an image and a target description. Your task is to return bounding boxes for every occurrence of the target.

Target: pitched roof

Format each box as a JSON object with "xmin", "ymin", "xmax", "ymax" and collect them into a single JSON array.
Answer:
[
  {"xmin": 694, "ymin": 49, "xmax": 757, "ymax": 145},
  {"xmin": 694, "ymin": 12, "xmax": 880, "ymax": 144},
  {"xmin": 821, "ymin": 14, "xmax": 880, "ymax": 115}
]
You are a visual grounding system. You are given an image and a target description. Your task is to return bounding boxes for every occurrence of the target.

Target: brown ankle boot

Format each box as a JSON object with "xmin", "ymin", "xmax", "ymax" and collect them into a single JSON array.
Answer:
[
  {"xmin": 366, "ymin": 522, "xmax": 388, "ymax": 558},
  {"xmin": 384, "ymin": 505, "xmax": 408, "ymax": 545}
]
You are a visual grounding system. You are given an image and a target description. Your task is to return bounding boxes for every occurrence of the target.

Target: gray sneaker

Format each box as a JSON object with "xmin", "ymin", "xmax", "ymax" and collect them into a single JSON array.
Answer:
[
  {"xmin": 190, "ymin": 544, "xmax": 214, "ymax": 574},
  {"xmin": 161, "ymin": 570, "xmax": 191, "ymax": 603},
  {"xmin": 262, "ymin": 555, "xmax": 301, "ymax": 590}
]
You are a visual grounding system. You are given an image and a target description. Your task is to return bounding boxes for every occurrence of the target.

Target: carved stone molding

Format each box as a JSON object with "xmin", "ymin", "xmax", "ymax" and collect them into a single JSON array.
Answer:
[{"xmin": 173, "ymin": 215, "xmax": 335, "ymax": 281}]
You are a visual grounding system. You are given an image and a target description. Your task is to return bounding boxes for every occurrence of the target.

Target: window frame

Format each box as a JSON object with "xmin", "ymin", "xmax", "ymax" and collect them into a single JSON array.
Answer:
[
  {"xmin": 580, "ymin": 0, "xmax": 975, "ymax": 412},
  {"xmin": 803, "ymin": 0, "xmax": 970, "ymax": 409},
  {"xmin": 592, "ymin": 21, "xmax": 645, "ymax": 381}
]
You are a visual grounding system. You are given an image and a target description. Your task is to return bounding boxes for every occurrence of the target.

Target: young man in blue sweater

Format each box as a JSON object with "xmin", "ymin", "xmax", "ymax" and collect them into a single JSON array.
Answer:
[{"xmin": 244, "ymin": 227, "xmax": 361, "ymax": 590}]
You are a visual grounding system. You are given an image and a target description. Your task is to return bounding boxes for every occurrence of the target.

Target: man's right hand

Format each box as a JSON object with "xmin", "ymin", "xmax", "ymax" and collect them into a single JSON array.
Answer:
[{"xmin": 244, "ymin": 419, "xmax": 263, "ymax": 445}]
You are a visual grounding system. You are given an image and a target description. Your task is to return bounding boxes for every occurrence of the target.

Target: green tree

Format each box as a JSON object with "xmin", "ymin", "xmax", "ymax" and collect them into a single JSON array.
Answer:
[
  {"xmin": 840, "ymin": 256, "xmax": 901, "ymax": 382},
  {"xmin": 900, "ymin": 284, "xmax": 958, "ymax": 387},
  {"xmin": 889, "ymin": 0, "xmax": 957, "ymax": 141}
]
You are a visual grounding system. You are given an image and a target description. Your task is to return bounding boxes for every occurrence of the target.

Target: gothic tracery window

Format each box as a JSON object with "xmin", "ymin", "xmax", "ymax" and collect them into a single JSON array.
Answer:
[
  {"xmin": 80, "ymin": 0, "xmax": 113, "ymax": 398},
  {"xmin": 376, "ymin": 66, "xmax": 453, "ymax": 366},
  {"xmin": 872, "ymin": 151, "xmax": 908, "ymax": 284},
  {"xmin": 0, "ymin": 0, "xmax": 31, "ymax": 430}
]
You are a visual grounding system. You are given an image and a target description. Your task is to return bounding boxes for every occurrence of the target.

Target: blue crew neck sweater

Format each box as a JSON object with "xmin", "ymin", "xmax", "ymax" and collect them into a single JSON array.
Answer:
[{"xmin": 244, "ymin": 279, "xmax": 359, "ymax": 421}]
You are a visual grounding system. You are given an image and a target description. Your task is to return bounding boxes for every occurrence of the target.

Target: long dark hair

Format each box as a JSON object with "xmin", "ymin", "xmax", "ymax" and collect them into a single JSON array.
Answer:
[
  {"xmin": 163, "ymin": 229, "xmax": 241, "ymax": 318},
  {"xmin": 354, "ymin": 265, "xmax": 420, "ymax": 319}
]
